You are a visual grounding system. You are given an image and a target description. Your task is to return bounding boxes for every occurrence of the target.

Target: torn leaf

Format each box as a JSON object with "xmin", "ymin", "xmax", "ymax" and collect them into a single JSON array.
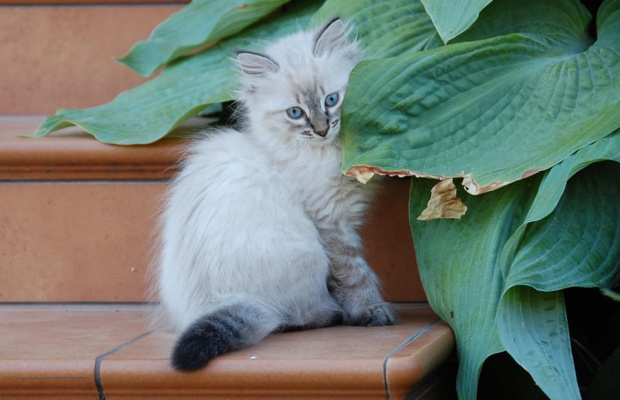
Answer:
[
  {"xmin": 418, "ymin": 178, "xmax": 467, "ymax": 220},
  {"xmin": 350, "ymin": 167, "xmax": 376, "ymax": 184}
]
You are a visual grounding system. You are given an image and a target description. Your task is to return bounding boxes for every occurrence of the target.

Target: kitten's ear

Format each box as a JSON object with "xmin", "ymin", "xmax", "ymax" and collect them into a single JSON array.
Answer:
[
  {"xmin": 314, "ymin": 17, "xmax": 348, "ymax": 57},
  {"xmin": 236, "ymin": 51, "xmax": 279, "ymax": 77}
]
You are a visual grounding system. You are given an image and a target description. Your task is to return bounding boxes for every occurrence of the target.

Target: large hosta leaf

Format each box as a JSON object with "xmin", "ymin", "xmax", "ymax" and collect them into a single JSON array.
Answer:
[
  {"xmin": 118, "ymin": 0, "xmax": 289, "ymax": 77},
  {"xmin": 501, "ymin": 130, "xmax": 620, "ymax": 288},
  {"xmin": 498, "ymin": 160, "xmax": 620, "ymax": 400},
  {"xmin": 421, "ymin": 0, "xmax": 493, "ymax": 43},
  {"xmin": 497, "ymin": 136, "xmax": 620, "ymax": 398},
  {"xmin": 311, "ymin": 0, "xmax": 442, "ymax": 57},
  {"xmin": 454, "ymin": 0, "xmax": 591, "ymax": 43},
  {"xmin": 34, "ymin": 0, "xmax": 445, "ymax": 144},
  {"xmin": 343, "ymin": 0, "xmax": 620, "ymax": 195},
  {"xmin": 507, "ymin": 163, "xmax": 620, "ymax": 291},
  {"xmin": 410, "ymin": 133, "xmax": 620, "ymax": 399},
  {"xmin": 32, "ymin": 1, "xmax": 321, "ymax": 145},
  {"xmin": 410, "ymin": 177, "xmax": 531, "ymax": 398}
]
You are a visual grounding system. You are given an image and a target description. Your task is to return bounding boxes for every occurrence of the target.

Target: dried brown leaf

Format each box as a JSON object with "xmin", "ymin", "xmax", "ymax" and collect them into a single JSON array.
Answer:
[{"xmin": 417, "ymin": 178, "xmax": 467, "ymax": 220}]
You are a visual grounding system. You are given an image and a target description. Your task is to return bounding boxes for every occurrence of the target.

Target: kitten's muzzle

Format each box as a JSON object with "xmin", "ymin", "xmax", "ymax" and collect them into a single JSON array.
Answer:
[{"xmin": 311, "ymin": 118, "xmax": 330, "ymax": 137}]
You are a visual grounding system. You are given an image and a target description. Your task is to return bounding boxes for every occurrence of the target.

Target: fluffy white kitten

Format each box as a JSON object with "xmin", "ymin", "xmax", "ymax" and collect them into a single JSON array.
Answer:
[{"xmin": 157, "ymin": 18, "xmax": 396, "ymax": 371}]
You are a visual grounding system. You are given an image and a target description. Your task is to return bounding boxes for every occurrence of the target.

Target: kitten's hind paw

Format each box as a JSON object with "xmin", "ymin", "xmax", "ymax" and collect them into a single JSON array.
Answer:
[{"xmin": 347, "ymin": 303, "xmax": 397, "ymax": 327}]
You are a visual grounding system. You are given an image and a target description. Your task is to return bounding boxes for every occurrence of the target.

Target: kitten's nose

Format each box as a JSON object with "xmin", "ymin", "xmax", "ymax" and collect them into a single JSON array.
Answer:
[{"xmin": 315, "ymin": 129, "xmax": 328, "ymax": 137}]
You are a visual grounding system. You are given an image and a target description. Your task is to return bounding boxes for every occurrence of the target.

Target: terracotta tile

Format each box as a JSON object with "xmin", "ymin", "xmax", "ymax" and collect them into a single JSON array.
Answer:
[
  {"xmin": 363, "ymin": 178, "xmax": 425, "ymax": 302},
  {"xmin": 0, "ymin": 183, "xmax": 165, "ymax": 302},
  {"xmin": 0, "ymin": 180, "xmax": 422, "ymax": 302},
  {"xmin": 385, "ymin": 320, "xmax": 455, "ymax": 398},
  {"xmin": 98, "ymin": 304, "xmax": 451, "ymax": 399},
  {"xmin": 0, "ymin": 304, "xmax": 151, "ymax": 398},
  {"xmin": 0, "ymin": 304, "xmax": 453, "ymax": 398},
  {"xmin": 0, "ymin": 5, "xmax": 182, "ymax": 114}
]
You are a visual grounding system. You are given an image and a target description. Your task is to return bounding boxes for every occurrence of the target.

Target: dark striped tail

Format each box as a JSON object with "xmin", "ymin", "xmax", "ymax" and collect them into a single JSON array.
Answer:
[{"xmin": 171, "ymin": 299, "xmax": 279, "ymax": 371}]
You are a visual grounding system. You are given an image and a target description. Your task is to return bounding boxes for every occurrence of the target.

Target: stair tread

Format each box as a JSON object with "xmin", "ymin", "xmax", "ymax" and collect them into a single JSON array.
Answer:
[{"xmin": 0, "ymin": 303, "xmax": 453, "ymax": 399}]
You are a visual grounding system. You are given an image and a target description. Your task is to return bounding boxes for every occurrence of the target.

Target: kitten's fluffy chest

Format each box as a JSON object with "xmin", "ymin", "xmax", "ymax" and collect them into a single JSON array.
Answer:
[{"xmin": 267, "ymin": 141, "xmax": 370, "ymax": 225}]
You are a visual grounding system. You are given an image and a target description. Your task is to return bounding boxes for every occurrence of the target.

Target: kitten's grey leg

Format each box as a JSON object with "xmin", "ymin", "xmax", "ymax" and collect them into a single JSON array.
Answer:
[
  {"xmin": 279, "ymin": 312, "xmax": 343, "ymax": 332},
  {"xmin": 320, "ymin": 226, "xmax": 396, "ymax": 326}
]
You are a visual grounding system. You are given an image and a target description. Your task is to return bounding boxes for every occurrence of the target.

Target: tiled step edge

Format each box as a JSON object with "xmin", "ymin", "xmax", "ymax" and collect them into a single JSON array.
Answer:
[
  {"xmin": 0, "ymin": 304, "xmax": 455, "ymax": 399},
  {"xmin": 0, "ymin": 115, "xmax": 210, "ymax": 180}
]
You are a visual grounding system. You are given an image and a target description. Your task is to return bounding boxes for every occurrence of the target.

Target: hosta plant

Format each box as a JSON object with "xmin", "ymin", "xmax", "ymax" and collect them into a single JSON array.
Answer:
[{"xmin": 35, "ymin": 0, "xmax": 620, "ymax": 398}]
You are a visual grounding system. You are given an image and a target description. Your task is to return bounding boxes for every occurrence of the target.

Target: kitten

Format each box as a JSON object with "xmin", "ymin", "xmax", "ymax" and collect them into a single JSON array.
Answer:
[{"xmin": 157, "ymin": 18, "xmax": 396, "ymax": 372}]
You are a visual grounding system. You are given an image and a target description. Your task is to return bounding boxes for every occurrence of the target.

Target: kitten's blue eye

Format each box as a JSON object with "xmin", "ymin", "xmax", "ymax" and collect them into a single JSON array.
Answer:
[
  {"xmin": 287, "ymin": 107, "xmax": 304, "ymax": 119},
  {"xmin": 325, "ymin": 92, "xmax": 339, "ymax": 107}
]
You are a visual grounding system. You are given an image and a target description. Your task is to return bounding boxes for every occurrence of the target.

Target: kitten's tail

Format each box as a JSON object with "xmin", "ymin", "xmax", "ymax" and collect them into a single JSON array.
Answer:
[{"xmin": 171, "ymin": 296, "xmax": 280, "ymax": 371}]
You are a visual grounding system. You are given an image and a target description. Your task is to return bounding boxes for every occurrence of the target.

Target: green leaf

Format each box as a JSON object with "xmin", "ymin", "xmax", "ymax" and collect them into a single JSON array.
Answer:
[
  {"xmin": 421, "ymin": 0, "xmax": 492, "ymax": 43},
  {"xmin": 453, "ymin": 0, "xmax": 591, "ymax": 44},
  {"xmin": 409, "ymin": 177, "xmax": 531, "ymax": 398},
  {"xmin": 410, "ymin": 132, "xmax": 620, "ymax": 398},
  {"xmin": 497, "ymin": 160, "xmax": 620, "ymax": 400},
  {"xmin": 411, "ymin": 173, "xmax": 576, "ymax": 399},
  {"xmin": 498, "ymin": 287, "xmax": 579, "ymax": 400},
  {"xmin": 32, "ymin": 1, "xmax": 321, "ymax": 145},
  {"xmin": 34, "ymin": 0, "xmax": 444, "ymax": 144},
  {"xmin": 118, "ymin": 0, "xmax": 289, "ymax": 77},
  {"xmin": 501, "ymin": 131, "xmax": 620, "ymax": 290},
  {"xmin": 311, "ymin": 0, "xmax": 443, "ymax": 58},
  {"xmin": 342, "ymin": 0, "xmax": 620, "ymax": 195},
  {"xmin": 508, "ymin": 164, "xmax": 620, "ymax": 289}
]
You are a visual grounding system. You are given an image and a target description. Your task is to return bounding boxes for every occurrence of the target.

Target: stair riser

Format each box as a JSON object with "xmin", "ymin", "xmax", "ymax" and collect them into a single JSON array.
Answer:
[
  {"xmin": 0, "ymin": 179, "xmax": 424, "ymax": 302},
  {"xmin": 0, "ymin": 4, "xmax": 182, "ymax": 114}
]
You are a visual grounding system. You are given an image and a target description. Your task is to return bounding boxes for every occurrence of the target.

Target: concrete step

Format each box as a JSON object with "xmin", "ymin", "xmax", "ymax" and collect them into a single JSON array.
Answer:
[
  {"xmin": 0, "ymin": 303, "xmax": 455, "ymax": 399},
  {"xmin": 0, "ymin": 116, "xmax": 425, "ymax": 303}
]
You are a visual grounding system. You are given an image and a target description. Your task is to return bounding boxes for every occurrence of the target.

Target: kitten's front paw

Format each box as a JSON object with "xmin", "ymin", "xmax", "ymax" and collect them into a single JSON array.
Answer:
[{"xmin": 346, "ymin": 302, "xmax": 397, "ymax": 327}]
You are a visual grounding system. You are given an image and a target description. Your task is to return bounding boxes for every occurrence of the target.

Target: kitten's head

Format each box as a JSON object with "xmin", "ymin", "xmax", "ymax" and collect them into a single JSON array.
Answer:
[{"xmin": 236, "ymin": 18, "xmax": 360, "ymax": 147}]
